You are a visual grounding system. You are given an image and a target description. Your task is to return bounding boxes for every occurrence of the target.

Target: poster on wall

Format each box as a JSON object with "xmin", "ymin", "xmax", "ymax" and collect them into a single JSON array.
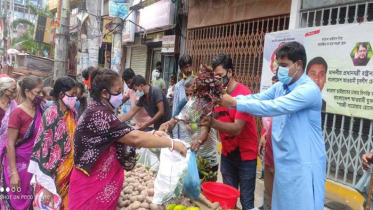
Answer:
[
  {"xmin": 102, "ymin": 18, "xmax": 113, "ymax": 43},
  {"xmin": 261, "ymin": 22, "xmax": 373, "ymax": 120},
  {"xmin": 109, "ymin": 1, "xmax": 129, "ymax": 19}
]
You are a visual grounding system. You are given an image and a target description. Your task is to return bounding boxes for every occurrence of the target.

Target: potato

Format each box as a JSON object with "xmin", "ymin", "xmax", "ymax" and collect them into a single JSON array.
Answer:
[
  {"xmin": 132, "ymin": 201, "xmax": 141, "ymax": 209},
  {"xmin": 149, "ymin": 204, "xmax": 158, "ymax": 210},
  {"xmin": 138, "ymin": 185, "xmax": 146, "ymax": 192},
  {"xmin": 131, "ymin": 191, "xmax": 139, "ymax": 196},
  {"xmin": 147, "ymin": 183, "xmax": 154, "ymax": 188},
  {"xmin": 122, "ymin": 182, "xmax": 128, "ymax": 188},
  {"xmin": 137, "ymin": 195, "xmax": 145, "ymax": 202},
  {"xmin": 118, "ymin": 200, "xmax": 127, "ymax": 207},
  {"xmin": 126, "ymin": 178, "xmax": 136, "ymax": 183},
  {"xmin": 125, "ymin": 172, "xmax": 132, "ymax": 177},
  {"xmin": 147, "ymin": 188, "xmax": 154, "ymax": 196},
  {"xmin": 146, "ymin": 196, "xmax": 153, "ymax": 204},
  {"xmin": 143, "ymin": 176, "xmax": 151, "ymax": 182},
  {"xmin": 130, "ymin": 196, "xmax": 137, "ymax": 202},
  {"xmin": 140, "ymin": 190, "xmax": 148, "ymax": 196},
  {"xmin": 140, "ymin": 202, "xmax": 149, "ymax": 209},
  {"xmin": 180, "ymin": 200, "xmax": 190, "ymax": 207},
  {"xmin": 124, "ymin": 200, "xmax": 131, "ymax": 207}
]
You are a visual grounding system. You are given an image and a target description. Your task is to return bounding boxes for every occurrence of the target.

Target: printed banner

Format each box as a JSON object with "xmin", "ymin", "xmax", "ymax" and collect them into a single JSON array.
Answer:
[
  {"xmin": 109, "ymin": 1, "xmax": 129, "ymax": 19},
  {"xmin": 261, "ymin": 22, "xmax": 373, "ymax": 120},
  {"xmin": 102, "ymin": 18, "xmax": 113, "ymax": 43},
  {"xmin": 34, "ymin": 15, "xmax": 53, "ymax": 44}
]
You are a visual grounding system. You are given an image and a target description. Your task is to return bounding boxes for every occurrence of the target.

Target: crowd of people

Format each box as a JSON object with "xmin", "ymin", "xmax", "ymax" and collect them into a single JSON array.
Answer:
[{"xmin": 0, "ymin": 41, "xmax": 372, "ymax": 210}]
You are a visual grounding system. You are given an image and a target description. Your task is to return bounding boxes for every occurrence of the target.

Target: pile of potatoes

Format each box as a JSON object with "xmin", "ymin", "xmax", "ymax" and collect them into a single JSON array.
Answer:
[{"xmin": 117, "ymin": 163, "xmax": 195, "ymax": 210}]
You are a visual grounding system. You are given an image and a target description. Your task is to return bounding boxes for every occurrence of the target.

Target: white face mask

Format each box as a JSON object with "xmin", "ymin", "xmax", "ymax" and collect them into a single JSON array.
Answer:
[
  {"xmin": 136, "ymin": 90, "xmax": 144, "ymax": 97},
  {"xmin": 155, "ymin": 72, "xmax": 161, "ymax": 78}
]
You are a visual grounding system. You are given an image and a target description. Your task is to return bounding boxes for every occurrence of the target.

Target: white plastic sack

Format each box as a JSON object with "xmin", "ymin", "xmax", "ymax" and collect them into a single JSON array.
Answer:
[
  {"xmin": 138, "ymin": 148, "xmax": 160, "ymax": 172},
  {"xmin": 152, "ymin": 141, "xmax": 190, "ymax": 204}
]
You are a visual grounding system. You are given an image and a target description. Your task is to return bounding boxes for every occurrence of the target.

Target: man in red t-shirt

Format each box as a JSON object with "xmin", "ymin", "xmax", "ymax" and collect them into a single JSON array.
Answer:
[{"xmin": 201, "ymin": 53, "xmax": 258, "ymax": 210}]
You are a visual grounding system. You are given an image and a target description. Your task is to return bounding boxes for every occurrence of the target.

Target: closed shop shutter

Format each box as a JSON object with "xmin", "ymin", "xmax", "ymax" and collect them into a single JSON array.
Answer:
[{"xmin": 130, "ymin": 47, "xmax": 147, "ymax": 77}]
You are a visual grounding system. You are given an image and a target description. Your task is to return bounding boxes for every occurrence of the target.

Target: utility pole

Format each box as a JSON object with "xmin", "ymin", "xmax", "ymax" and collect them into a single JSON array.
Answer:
[
  {"xmin": 3, "ymin": 0, "xmax": 8, "ymax": 64},
  {"xmin": 53, "ymin": 0, "xmax": 70, "ymax": 81},
  {"xmin": 111, "ymin": 17, "xmax": 123, "ymax": 75}
]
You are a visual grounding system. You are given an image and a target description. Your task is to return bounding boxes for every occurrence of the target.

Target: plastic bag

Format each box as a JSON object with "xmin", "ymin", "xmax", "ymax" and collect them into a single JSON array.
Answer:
[
  {"xmin": 183, "ymin": 151, "xmax": 201, "ymax": 200},
  {"xmin": 33, "ymin": 190, "xmax": 62, "ymax": 210},
  {"xmin": 177, "ymin": 97, "xmax": 213, "ymax": 143},
  {"xmin": 153, "ymin": 140, "xmax": 190, "ymax": 204},
  {"xmin": 137, "ymin": 148, "xmax": 160, "ymax": 172}
]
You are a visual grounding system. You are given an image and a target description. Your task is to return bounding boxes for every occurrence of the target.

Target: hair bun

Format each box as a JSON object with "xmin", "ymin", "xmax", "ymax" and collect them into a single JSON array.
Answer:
[{"xmin": 82, "ymin": 66, "xmax": 98, "ymax": 81}]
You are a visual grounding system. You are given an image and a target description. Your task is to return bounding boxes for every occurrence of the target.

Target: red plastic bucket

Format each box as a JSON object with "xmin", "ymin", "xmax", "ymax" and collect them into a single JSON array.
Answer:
[{"xmin": 201, "ymin": 182, "xmax": 240, "ymax": 209}]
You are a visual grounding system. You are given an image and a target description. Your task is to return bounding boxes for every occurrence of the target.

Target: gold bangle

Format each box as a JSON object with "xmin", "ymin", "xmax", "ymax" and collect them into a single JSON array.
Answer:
[
  {"xmin": 198, "ymin": 139, "xmax": 203, "ymax": 145},
  {"xmin": 10, "ymin": 172, "xmax": 17, "ymax": 176}
]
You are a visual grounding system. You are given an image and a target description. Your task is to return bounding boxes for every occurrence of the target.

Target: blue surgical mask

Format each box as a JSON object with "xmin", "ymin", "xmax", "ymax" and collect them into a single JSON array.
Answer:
[
  {"xmin": 155, "ymin": 72, "xmax": 161, "ymax": 78},
  {"xmin": 74, "ymin": 99, "xmax": 81, "ymax": 110},
  {"xmin": 136, "ymin": 90, "xmax": 144, "ymax": 97},
  {"xmin": 278, "ymin": 63, "xmax": 298, "ymax": 85},
  {"xmin": 45, "ymin": 100, "xmax": 54, "ymax": 107}
]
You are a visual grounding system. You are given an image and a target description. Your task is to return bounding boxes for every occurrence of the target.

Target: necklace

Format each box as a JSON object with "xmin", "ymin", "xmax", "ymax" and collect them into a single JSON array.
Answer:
[{"xmin": 227, "ymin": 81, "xmax": 238, "ymax": 95}]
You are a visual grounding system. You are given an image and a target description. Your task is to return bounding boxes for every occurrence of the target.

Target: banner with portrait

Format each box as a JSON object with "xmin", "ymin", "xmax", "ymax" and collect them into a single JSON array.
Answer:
[{"xmin": 261, "ymin": 22, "xmax": 373, "ymax": 120}]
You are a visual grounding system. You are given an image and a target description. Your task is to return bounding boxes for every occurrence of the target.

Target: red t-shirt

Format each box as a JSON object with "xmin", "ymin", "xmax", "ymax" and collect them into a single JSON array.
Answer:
[
  {"xmin": 215, "ymin": 83, "xmax": 258, "ymax": 161},
  {"xmin": 8, "ymin": 107, "xmax": 33, "ymax": 140},
  {"xmin": 264, "ymin": 118, "xmax": 274, "ymax": 168}
]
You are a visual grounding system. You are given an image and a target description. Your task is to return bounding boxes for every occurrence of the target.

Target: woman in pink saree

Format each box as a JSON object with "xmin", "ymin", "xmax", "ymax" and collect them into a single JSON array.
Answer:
[
  {"xmin": 68, "ymin": 68, "xmax": 187, "ymax": 210},
  {"xmin": 0, "ymin": 77, "xmax": 18, "ymax": 148},
  {"xmin": 0, "ymin": 76, "xmax": 45, "ymax": 210}
]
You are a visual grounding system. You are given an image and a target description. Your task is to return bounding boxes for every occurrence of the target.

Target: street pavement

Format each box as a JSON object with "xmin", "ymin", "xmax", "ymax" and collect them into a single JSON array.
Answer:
[{"xmin": 216, "ymin": 163, "xmax": 333, "ymax": 210}]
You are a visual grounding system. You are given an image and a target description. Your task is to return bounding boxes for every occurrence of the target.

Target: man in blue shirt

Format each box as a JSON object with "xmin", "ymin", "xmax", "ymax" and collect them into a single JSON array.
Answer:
[
  {"xmin": 216, "ymin": 42, "xmax": 326, "ymax": 210},
  {"xmin": 172, "ymin": 54, "xmax": 193, "ymax": 139}
]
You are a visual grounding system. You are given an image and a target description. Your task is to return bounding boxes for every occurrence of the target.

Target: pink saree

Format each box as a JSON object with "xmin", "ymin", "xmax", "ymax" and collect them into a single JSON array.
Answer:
[
  {"xmin": 67, "ymin": 100, "xmax": 136, "ymax": 210},
  {"xmin": 68, "ymin": 144, "xmax": 124, "ymax": 209}
]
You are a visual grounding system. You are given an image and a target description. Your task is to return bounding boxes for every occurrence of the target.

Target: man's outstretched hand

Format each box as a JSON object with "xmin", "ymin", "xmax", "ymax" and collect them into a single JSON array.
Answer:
[{"xmin": 214, "ymin": 94, "xmax": 237, "ymax": 108}]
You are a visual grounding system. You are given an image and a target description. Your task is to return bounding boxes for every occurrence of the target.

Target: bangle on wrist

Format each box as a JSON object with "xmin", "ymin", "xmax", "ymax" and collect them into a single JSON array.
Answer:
[
  {"xmin": 151, "ymin": 130, "xmax": 156, "ymax": 135},
  {"xmin": 169, "ymin": 139, "xmax": 174, "ymax": 152},
  {"xmin": 198, "ymin": 139, "xmax": 203, "ymax": 145},
  {"xmin": 10, "ymin": 172, "xmax": 17, "ymax": 176}
]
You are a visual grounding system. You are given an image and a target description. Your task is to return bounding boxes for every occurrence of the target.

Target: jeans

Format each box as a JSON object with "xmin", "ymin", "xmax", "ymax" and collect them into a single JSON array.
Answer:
[{"xmin": 221, "ymin": 148, "xmax": 257, "ymax": 210}]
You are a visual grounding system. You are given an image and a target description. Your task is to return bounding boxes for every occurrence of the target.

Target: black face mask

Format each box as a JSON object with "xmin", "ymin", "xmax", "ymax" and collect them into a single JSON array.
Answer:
[{"xmin": 222, "ymin": 73, "xmax": 230, "ymax": 87}]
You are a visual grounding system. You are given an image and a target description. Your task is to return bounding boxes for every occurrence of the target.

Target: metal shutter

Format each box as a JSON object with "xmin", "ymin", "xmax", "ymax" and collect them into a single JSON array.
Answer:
[{"xmin": 130, "ymin": 47, "xmax": 147, "ymax": 77}]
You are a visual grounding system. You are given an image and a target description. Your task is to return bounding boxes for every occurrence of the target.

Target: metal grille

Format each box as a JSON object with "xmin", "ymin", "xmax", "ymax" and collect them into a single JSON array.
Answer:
[
  {"xmin": 301, "ymin": 1, "xmax": 373, "ymax": 187},
  {"xmin": 186, "ymin": 15, "xmax": 290, "ymax": 132},
  {"xmin": 300, "ymin": 1, "xmax": 373, "ymax": 27}
]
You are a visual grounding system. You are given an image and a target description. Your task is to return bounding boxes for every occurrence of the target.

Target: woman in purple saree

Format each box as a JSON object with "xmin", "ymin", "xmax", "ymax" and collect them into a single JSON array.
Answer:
[
  {"xmin": 0, "ymin": 77, "xmax": 18, "ymax": 147},
  {"xmin": 0, "ymin": 76, "xmax": 45, "ymax": 210}
]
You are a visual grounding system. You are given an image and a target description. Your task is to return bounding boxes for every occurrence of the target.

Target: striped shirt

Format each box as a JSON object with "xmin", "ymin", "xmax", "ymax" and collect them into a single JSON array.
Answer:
[{"xmin": 176, "ymin": 98, "xmax": 219, "ymax": 167}]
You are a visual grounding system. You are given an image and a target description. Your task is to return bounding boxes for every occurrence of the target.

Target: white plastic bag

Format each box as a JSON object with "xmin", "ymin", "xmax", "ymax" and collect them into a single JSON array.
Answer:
[
  {"xmin": 152, "ymin": 141, "xmax": 190, "ymax": 204},
  {"xmin": 138, "ymin": 148, "xmax": 160, "ymax": 172}
]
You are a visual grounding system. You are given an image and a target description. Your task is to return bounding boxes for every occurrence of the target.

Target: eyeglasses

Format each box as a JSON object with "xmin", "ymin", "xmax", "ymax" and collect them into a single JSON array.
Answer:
[{"xmin": 7, "ymin": 89, "xmax": 17, "ymax": 94}]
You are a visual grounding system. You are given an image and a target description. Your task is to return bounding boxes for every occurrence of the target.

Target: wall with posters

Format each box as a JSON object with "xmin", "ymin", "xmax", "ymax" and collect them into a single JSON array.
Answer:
[{"xmin": 261, "ymin": 22, "xmax": 373, "ymax": 120}]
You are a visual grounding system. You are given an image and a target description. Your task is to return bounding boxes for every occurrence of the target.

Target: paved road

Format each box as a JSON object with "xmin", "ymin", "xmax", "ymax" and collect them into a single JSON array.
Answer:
[{"xmin": 216, "ymin": 163, "xmax": 333, "ymax": 210}]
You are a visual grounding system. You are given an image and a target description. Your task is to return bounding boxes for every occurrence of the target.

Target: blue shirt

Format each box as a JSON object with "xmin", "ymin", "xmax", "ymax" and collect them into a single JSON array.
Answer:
[
  {"xmin": 172, "ymin": 78, "xmax": 186, "ymax": 139},
  {"xmin": 235, "ymin": 74, "xmax": 326, "ymax": 210}
]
